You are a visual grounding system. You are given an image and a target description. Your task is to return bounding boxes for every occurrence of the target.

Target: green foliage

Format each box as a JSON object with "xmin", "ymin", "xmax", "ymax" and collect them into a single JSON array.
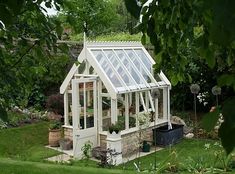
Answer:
[
  {"xmin": 49, "ymin": 120, "xmax": 61, "ymax": 130},
  {"xmin": 61, "ymin": 0, "xmax": 138, "ymax": 37},
  {"xmin": 0, "ymin": 1, "xmax": 69, "ymax": 111},
  {"xmin": 81, "ymin": 141, "xmax": 93, "ymax": 161},
  {"xmin": 125, "ymin": 0, "xmax": 235, "ymax": 155},
  {"xmin": 0, "ymin": 104, "xmax": 8, "ymax": 122},
  {"xmin": 201, "ymin": 107, "xmax": 220, "ymax": 132},
  {"xmin": 219, "ymin": 97, "xmax": 235, "ymax": 155}
]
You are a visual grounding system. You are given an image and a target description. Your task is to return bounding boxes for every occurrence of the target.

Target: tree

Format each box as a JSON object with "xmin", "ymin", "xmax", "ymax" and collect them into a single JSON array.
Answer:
[
  {"xmin": 61, "ymin": 0, "xmax": 118, "ymax": 36},
  {"xmin": 0, "ymin": 1, "xmax": 68, "ymax": 115},
  {"xmin": 124, "ymin": 0, "xmax": 235, "ymax": 155}
]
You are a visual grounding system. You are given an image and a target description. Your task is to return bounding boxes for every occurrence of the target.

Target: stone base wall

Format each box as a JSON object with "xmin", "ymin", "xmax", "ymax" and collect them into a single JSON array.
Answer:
[
  {"xmin": 99, "ymin": 127, "xmax": 154, "ymax": 158},
  {"xmin": 100, "ymin": 134, "xmax": 107, "ymax": 149},
  {"xmin": 63, "ymin": 127, "xmax": 73, "ymax": 140},
  {"xmin": 121, "ymin": 127, "xmax": 153, "ymax": 157}
]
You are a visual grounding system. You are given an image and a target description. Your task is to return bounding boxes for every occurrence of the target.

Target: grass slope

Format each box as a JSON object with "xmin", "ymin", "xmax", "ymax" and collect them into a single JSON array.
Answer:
[
  {"xmin": 0, "ymin": 122, "xmax": 59, "ymax": 161},
  {"xmin": 0, "ymin": 158, "xmax": 135, "ymax": 174}
]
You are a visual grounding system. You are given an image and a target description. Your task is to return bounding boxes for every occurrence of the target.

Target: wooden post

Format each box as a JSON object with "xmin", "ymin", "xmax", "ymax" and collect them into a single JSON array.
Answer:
[
  {"xmin": 155, "ymin": 98, "xmax": 158, "ymax": 125},
  {"xmin": 111, "ymin": 99, "xmax": 117, "ymax": 124},
  {"xmin": 64, "ymin": 90, "xmax": 69, "ymax": 126},
  {"xmin": 135, "ymin": 92, "xmax": 139, "ymax": 127},
  {"xmin": 163, "ymin": 88, "xmax": 168, "ymax": 121},
  {"xmin": 125, "ymin": 93, "xmax": 129, "ymax": 130}
]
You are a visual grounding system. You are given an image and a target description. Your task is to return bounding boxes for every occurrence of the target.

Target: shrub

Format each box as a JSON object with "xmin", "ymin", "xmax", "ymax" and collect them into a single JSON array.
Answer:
[
  {"xmin": 46, "ymin": 94, "xmax": 64, "ymax": 115},
  {"xmin": 49, "ymin": 120, "xmax": 61, "ymax": 130}
]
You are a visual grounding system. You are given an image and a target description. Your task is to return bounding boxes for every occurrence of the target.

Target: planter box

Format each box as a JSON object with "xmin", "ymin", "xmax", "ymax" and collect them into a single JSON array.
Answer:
[{"xmin": 153, "ymin": 124, "xmax": 183, "ymax": 146}]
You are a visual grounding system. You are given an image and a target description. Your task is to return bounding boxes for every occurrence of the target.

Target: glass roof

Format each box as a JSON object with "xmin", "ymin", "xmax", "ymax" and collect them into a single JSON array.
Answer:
[{"xmin": 89, "ymin": 47, "xmax": 161, "ymax": 93}]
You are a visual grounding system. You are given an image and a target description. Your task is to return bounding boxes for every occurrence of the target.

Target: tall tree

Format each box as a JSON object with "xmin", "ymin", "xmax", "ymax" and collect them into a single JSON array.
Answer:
[
  {"xmin": 62, "ymin": 0, "xmax": 118, "ymax": 36},
  {"xmin": 124, "ymin": 0, "xmax": 235, "ymax": 155},
  {"xmin": 0, "ymin": 1, "xmax": 67, "ymax": 115}
]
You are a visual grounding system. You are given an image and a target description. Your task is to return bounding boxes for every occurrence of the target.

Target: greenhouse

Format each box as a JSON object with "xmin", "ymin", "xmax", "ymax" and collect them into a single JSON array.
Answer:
[{"xmin": 60, "ymin": 40, "xmax": 171, "ymax": 163}]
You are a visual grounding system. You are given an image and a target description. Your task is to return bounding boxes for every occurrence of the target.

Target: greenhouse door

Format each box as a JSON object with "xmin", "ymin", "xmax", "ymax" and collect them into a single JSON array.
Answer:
[{"xmin": 71, "ymin": 78, "xmax": 98, "ymax": 158}]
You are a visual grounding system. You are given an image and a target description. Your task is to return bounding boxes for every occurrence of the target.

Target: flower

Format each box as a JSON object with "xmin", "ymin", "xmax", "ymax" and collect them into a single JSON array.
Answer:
[
  {"xmin": 212, "ymin": 86, "xmax": 221, "ymax": 95},
  {"xmin": 190, "ymin": 84, "xmax": 200, "ymax": 94}
]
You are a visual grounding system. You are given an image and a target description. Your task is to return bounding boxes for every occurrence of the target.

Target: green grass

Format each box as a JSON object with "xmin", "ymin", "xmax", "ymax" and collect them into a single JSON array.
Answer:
[
  {"xmin": 118, "ymin": 139, "xmax": 235, "ymax": 173},
  {"xmin": 0, "ymin": 122, "xmax": 59, "ymax": 161},
  {"xmin": 0, "ymin": 158, "xmax": 135, "ymax": 174}
]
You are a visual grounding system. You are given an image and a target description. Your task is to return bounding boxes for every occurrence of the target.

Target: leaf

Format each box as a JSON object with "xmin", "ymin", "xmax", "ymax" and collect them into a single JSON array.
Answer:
[
  {"xmin": 141, "ymin": 33, "xmax": 146, "ymax": 45},
  {"xmin": 201, "ymin": 107, "xmax": 220, "ymax": 132},
  {"xmin": 218, "ymin": 122, "xmax": 235, "ymax": 155},
  {"xmin": 124, "ymin": 0, "xmax": 141, "ymax": 19},
  {"xmin": 218, "ymin": 97, "xmax": 235, "ymax": 155},
  {"xmin": 171, "ymin": 75, "xmax": 178, "ymax": 86},
  {"xmin": 155, "ymin": 51, "xmax": 163, "ymax": 64},
  {"xmin": 222, "ymin": 97, "xmax": 235, "ymax": 123},
  {"xmin": 218, "ymin": 74, "xmax": 235, "ymax": 87},
  {"xmin": 205, "ymin": 49, "xmax": 215, "ymax": 68}
]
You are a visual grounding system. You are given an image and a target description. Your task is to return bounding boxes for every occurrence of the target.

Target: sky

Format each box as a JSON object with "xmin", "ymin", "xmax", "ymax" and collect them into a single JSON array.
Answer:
[{"xmin": 41, "ymin": 2, "xmax": 58, "ymax": 16}]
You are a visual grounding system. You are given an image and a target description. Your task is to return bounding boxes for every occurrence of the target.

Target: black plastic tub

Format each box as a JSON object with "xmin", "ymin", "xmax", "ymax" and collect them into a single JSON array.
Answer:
[{"xmin": 153, "ymin": 124, "xmax": 184, "ymax": 146}]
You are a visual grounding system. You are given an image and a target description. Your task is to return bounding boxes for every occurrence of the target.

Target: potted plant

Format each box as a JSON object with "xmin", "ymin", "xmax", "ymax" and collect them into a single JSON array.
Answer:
[
  {"xmin": 48, "ymin": 120, "xmax": 61, "ymax": 147},
  {"xmin": 108, "ymin": 122, "xmax": 121, "ymax": 134}
]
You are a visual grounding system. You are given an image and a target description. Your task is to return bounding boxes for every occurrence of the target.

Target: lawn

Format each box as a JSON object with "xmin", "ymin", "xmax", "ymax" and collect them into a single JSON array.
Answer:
[
  {"xmin": 0, "ymin": 158, "xmax": 135, "ymax": 174},
  {"xmin": 118, "ymin": 139, "xmax": 235, "ymax": 173},
  {"xmin": 0, "ymin": 121, "xmax": 59, "ymax": 161},
  {"xmin": 0, "ymin": 121, "xmax": 234, "ymax": 174}
]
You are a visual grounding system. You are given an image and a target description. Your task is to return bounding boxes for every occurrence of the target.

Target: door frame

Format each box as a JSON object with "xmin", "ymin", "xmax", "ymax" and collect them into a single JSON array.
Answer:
[{"xmin": 71, "ymin": 77, "xmax": 98, "ymax": 158}]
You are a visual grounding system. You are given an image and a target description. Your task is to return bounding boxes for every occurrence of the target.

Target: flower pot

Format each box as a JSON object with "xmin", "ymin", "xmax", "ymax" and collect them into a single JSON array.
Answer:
[
  {"xmin": 49, "ymin": 129, "xmax": 61, "ymax": 147},
  {"xmin": 59, "ymin": 138, "xmax": 72, "ymax": 150},
  {"xmin": 153, "ymin": 124, "xmax": 184, "ymax": 146}
]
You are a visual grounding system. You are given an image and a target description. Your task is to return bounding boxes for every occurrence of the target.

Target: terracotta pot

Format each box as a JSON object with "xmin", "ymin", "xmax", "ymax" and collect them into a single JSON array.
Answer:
[{"xmin": 49, "ymin": 129, "xmax": 61, "ymax": 147}]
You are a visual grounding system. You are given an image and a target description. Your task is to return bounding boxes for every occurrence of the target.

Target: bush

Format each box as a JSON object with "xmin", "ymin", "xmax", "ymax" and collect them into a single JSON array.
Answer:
[{"xmin": 46, "ymin": 94, "xmax": 64, "ymax": 115}]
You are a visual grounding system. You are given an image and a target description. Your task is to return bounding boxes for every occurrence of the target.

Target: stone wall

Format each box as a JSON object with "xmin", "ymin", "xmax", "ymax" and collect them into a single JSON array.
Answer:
[
  {"xmin": 100, "ymin": 134, "xmax": 107, "ymax": 149},
  {"xmin": 121, "ymin": 127, "xmax": 153, "ymax": 157},
  {"xmin": 63, "ymin": 127, "xmax": 73, "ymax": 140},
  {"xmin": 99, "ymin": 126, "xmax": 154, "ymax": 157}
]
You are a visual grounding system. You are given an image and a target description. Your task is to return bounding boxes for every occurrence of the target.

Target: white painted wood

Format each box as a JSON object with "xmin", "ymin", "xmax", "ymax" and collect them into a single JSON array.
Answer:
[
  {"xmin": 140, "ymin": 92, "xmax": 147, "ymax": 112},
  {"xmin": 72, "ymin": 79, "xmax": 79, "ymax": 158},
  {"xmin": 106, "ymin": 132, "xmax": 122, "ymax": 165},
  {"xmin": 64, "ymin": 90, "xmax": 69, "ymax": 126},
  {"xmin": 97, "ymin": 80, "xmax": 103, "ymax": 134},
  {"xmin": 125, "ymin": 94, "xmax": 129, "ymax": 130},
  {"xmin": 60, "ymin": 64, "xmax": 78, "ymax": 94},
  {"xmin": 77, "ymin": 48, "xmax": 86, "ymax": 62},
  {"xmin": 111, "ymin": 99, "xmax": 117, "ymax": 124},
  {"xmin": 163, "ymin": 88, "xmax": 168, "ymax": 121},
  {"xmin": 135, "ymin": 92, "xmax": 139, "ymax": 127},
  {"xmin": 167, "ymin": 88, "xmax": 172, "ymax": 129},
  {"xmin": 155, "ymin": 98, "xmax": 159, "ymax": 124},
  {"xmin": 159, "ymin": 71, "xmax": 171, "ymax": 87},
  {"xmin": 72, "ymin": 79, "xmax": 98, "ymax": 159},
  {"xmin": 145, "ymin": 91, "xmax": 149, "ymax": 111},
  {"xmin": 83, "ymin": 83, "xmax": 87, "ymax": 129},
  {"xmin": 148, "ymin": 91, "xmax": 155, "ymax": 112}
]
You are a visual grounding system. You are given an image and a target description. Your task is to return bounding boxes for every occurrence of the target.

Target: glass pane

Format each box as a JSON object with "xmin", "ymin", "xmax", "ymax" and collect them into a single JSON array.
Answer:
[
  {"xmin": 134, "ymin": 49, "xmax": 152, "ymax": 71},
  {"xmin": 86, "ymin": 83, "xmax": 94, "ymax": 128},
  {"xmin": 114, "ymin": 50, "xmax": 145, "ymax": 85},
  {"xmin": 126, "ymin": 49, "xmax": 150, "ymax": 82},
  {"xmin": 103, "ymin": 50, "xmax": 137, "ymax": 87},
  {"xmin": 91, "ymin": 50, "xmax": 123, "ymax": 88}
]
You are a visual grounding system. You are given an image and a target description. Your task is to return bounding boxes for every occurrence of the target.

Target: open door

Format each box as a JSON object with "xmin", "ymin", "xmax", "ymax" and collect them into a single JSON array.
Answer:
[{"xmin": 72, "ymin": 78, "xmax": 97, "ymax": 158}]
